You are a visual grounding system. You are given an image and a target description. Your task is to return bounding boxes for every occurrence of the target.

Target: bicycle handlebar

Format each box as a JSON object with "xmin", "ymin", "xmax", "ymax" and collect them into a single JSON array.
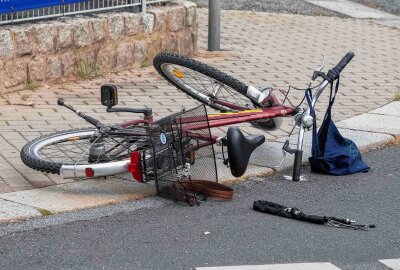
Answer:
[
  {"xmin": 58, "ymin": 98, "xmax": 101, "ymax": 127},
  {"xmin": 327, "ymin": 51, "xmax": 355, "ymax": 81}
]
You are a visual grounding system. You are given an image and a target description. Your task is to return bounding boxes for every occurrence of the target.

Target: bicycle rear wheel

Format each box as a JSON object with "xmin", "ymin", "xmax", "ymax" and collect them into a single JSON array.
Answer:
[
  {"xmin": 21, "ymin": 128, "xmax": 147, "ymax": 175},
  {"xmin": 154, "ymin": 53, "xmax": 258, "ymax": 112}
]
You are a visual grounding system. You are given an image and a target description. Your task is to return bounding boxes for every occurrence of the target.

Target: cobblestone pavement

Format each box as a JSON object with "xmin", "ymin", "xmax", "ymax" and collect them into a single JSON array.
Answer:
[{"xmin": 0, "ymin": 9, "xmax": 399, "ymax": 192}]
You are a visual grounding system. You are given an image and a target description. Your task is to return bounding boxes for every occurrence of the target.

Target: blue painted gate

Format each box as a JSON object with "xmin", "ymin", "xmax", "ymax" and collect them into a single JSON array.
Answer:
[{"xmin": 0, "ymin": 0, "xmax": 85, "ymax": 13}]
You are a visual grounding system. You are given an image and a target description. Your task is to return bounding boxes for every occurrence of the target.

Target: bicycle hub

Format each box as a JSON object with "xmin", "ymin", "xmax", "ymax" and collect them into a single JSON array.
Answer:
[{"xmin": 89, "ymin": 137, "xmax": 107, "ymax": 162}]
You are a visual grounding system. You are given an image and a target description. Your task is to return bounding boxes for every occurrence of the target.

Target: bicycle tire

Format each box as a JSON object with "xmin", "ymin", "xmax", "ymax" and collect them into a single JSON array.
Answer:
[
  {"xmin": 153, "ymin": 52, "xmax": 259, "ymax": 111},
  {"xmin": 21, "ymin": 128, "xmax": 146, "ymax": 175},
  {"xmin": 154, "ymin": 53, "xmax": 283, "ymax": 130}
]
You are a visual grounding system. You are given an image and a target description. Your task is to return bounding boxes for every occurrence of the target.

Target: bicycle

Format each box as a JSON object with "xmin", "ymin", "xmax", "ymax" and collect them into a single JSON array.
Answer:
[{"xmin": 20, "ymin": 51, "xmax": 355, "ymax": 188}]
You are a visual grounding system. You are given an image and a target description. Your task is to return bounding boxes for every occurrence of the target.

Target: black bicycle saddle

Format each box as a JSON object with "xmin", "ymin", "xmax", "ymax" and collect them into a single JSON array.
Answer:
[{"xmin": 227, "ymin": 127, "xmax": 265, "ymax": 177}]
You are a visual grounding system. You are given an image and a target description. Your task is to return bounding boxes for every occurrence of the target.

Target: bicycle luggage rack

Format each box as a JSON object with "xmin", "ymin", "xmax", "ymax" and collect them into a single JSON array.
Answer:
[{"xmin": 141, "ymin": 105, "xmax": 219, "ymax": 205}]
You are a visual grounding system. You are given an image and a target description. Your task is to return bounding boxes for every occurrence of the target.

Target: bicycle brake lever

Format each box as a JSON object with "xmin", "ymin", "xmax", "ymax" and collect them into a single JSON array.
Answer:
[
  {"xmin": 311, "ymin": 71, "xmax": 332, "ymax": 83},
  {"xmin": 317, "ymin": 54, "xmax": 325, "ymax": 72},
  {"xmin": 310, "ymin": 55, "xmax": 326, "ymax": 82}
]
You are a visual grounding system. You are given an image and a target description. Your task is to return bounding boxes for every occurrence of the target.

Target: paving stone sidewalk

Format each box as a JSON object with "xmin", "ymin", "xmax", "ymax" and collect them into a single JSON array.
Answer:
[{"xmin": 0, "ymin": 9, "xmax": 399, "ymax": 195}]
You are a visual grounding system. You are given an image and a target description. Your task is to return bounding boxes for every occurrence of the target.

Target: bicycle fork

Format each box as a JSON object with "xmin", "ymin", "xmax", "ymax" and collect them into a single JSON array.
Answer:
[{"xmin": 286, "ymin": 80, "xmax": 330, "ymax": 181}]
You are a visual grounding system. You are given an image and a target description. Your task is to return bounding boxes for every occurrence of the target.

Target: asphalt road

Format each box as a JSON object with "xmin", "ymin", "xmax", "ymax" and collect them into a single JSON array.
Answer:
[
  {"xmin": 189, "ymin": 0, "xmax": 342, "ymax": 16},
  {"xmin": 0, "ymin": 145, "xmax": 399, "ymax": 270},
  {"xmin": 350, "ymin": 0, "xmax": 400, "ymax": 15}
]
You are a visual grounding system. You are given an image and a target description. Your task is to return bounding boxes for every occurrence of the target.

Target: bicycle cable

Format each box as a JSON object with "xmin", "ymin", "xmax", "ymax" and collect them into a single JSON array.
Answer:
[
  {"xmin": 250, "ymin": 81, "xmax": 323, "ymax": 170},
  {"xmin": 280, "ymin": 81, "xmax": 323, "ymax": 108},
  {"xmin": 249, "ymin": 112, "xmax": 297, "ymax": 170}
]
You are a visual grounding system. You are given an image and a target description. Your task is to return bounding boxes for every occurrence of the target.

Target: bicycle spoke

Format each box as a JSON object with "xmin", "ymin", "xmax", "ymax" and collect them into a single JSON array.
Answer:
[
  {"xmin": 36, "ymin": 133, "xmax": 139, "ymax": 165},
  {"xmin": 165, "ymin": 63, "xmax": 254, "ymax": 110}
]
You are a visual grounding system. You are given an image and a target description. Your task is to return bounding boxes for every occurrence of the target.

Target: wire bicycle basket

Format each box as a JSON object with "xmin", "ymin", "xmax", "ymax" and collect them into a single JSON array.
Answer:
[{"xmin": 144, "ymin": 105, "xmax": 218, "ymax": 205}]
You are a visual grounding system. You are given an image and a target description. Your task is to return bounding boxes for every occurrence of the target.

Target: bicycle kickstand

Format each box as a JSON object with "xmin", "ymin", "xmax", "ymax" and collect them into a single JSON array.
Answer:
[{"xmin": 282, "ymin": 139, "xmax": 303, "ymax": 181}]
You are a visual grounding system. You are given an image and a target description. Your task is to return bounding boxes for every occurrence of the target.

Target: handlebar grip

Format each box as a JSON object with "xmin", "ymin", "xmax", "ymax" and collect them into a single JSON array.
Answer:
[
  {"xmin": 57, "ymin": 98, "xmax": 65, "ymax": 106},
  {"xmin": 327, "ymin": 51, "xmax": 355, "ymax": 81},
  {"xmin": 335, "ymin": 51, "xmax": 355, "ymax": 73}
]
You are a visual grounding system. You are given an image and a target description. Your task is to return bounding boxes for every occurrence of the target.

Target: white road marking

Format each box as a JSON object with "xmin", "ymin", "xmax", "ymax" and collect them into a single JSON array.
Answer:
[
  {"xmin": 379, "ymin": 259, "xmax": 400, "ymax": 270},
  {"xmin": 197, "ymin": 262, "xmax": 341, "ymax": 270}
]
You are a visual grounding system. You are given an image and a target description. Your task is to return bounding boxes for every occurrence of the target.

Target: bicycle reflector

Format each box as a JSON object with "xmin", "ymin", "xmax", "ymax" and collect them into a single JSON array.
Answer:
[
  {"xmin": 173, "ymin": 69, "xmax": 184, "ymax": 78},
  {"xmin": 128, "ymin": 151, "xmax": 143, "ymax": 182},
  {"xmin": 85, "ymin": 168, "xmax": 95, "ymax": 178}
]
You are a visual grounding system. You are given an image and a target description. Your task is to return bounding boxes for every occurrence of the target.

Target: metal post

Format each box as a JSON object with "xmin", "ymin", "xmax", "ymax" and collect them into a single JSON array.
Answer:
[
  {"xmin": 142, "ymin": 0, "xmax": 147, "ymax": 13},
  {"xmin": 208, "ymin": 0, "xmax": 221, "ymax": 51}
]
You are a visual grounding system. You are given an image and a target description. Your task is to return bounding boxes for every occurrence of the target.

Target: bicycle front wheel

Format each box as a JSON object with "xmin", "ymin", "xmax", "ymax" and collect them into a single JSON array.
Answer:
[
  {"xmin": 154, "ymin": 53, "xmax": 258, "ymax": 111},
  {"xmin": 21, "ymin": 128, "xmax": 147, "ymax": 175}
]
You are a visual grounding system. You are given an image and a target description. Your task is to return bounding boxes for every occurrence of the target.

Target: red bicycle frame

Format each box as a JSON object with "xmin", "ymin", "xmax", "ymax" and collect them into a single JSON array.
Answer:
[{"xmin": 120, "ymin": 105, "xmax": 295, "ymax": 135}]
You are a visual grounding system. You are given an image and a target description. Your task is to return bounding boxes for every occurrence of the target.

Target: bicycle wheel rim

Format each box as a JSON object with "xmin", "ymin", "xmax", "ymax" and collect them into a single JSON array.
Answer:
[
  {"xmin": 159, "ymin": 61, "xmax": 257, "ymax": 111},
  {"xmin": 21, "ymin": 128, "xmax": 146, "ymax": 174}
]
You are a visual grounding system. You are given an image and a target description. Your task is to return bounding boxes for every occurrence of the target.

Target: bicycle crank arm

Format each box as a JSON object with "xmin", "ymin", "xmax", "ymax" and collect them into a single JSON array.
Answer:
[{"xmin": 60, "ymin": 160, "xmax": 130, "ymax": 179}]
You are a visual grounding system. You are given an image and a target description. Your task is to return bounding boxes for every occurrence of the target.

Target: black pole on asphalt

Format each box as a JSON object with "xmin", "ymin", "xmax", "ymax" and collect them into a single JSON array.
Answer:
[{"xmin": 208, "ymin": 0, "xmax": 221, "ymax": 51}]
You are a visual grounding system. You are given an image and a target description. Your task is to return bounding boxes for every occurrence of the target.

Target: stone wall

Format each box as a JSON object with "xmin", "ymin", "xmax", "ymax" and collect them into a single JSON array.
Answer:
[{"xmin": 0, "ymin": 1, "xmax": 197, "ymax": 93}]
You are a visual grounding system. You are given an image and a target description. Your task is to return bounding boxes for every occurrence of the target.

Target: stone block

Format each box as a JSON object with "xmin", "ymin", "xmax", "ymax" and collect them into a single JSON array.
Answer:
[
  {"xmin": 191, "ymin": 30, "xmax": 198, "ymax": 52},
  {"xmin": 60, "ymin": 51, "xmax": 76, "ymax": 76},
  {"xmin": 57, "ymin": 23, "xmax": 74, "ymax": 50},
  {"xmin": 369, "ymin": 101, "xmax": 400, "ymax": 116},
  {"xmin": 168, "ymin": 6, "xmax": 186, "ymax": 32},
  {"xmin": 76, "ymin": 50, "xmax": 97, "ymax": 69},
  {"xmin": 148, "ymin": 7, "xmax": 168, "ymax": 32},
  {"xmin": 72, "ymin": 19, "xmax": 93, "ymax": 47},
  {"xmin": 46, "ymin": 56, "xmax": 63, "ymax": 80},
  {"xmin": 124, "ymin": 13, "xmax": 140, "ymax": 36},
  {"xmin": 0, "ymin": 30, "xmax": 14, "ymax": 58},
  {"xmin": 91, "ymin": 18, "xmax": 106, "ymax": 42},
  {"xmin": 183, "ymin": 1, "xmax": 197, "ymax": 26},
  {"xmin": 13, "ymin": 28, "xmax": 33, "ymax": 56},
  {"xmin": 4, "ymin": 61, "xmax": 27, "ymax": 88},
  {"xmin": 337, "ymin": 113, "xmax": 400, "ymax": 136},
  {"xmin": 146, "ymin": 38, "xmax": 161, "ymax": 62},
  {"xmin": 108, "ymin": 15, "xmax": 125, "ymax": 40},
  {"xmin": 0, "ymin": 199, "xmax": 40, "ymax": 222},
  {"xmin": 177, "ymin": 30, "xmax": 194, "ymax": 56},
  {"xmin": 134, "ymin": 40, "xmax": 147, "ymax": 65},
  {"xmin": 117, "ymin": 43, "xmax": 134, "ymax": 67},
  {"xmin": 35, "ymin": 24, "xmax": 57, "ymax": 53},
  {"xmin": 28, "ymin": 57, "xmax": 46, "ymax": 82},
  {"xmin": 190, "ymin": 22, "xmax": 198, "ymax": 36},
  {"xmin": 0, "ymin": 177, "xmax": 156, "ymax": 214},
  {"xmin": 140, "ymin": 13, "xmax": 155, "ymax": 35},
  {"xmin": 162, "ymin": 34, "xmax": 178, "ymax": 53},
  {"xmin": 97, "ymin": 44, "xmax": 117, "ymax": 71}
]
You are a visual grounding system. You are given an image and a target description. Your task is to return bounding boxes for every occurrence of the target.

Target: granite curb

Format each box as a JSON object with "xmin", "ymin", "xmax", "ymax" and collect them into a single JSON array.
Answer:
[
  {"xmin": 1, "ymin": 101, "xmax": 399, "ymax": 224},
  {"xmin": 304, "ymin": 0, "xmax": 400, "ymax": 28}
]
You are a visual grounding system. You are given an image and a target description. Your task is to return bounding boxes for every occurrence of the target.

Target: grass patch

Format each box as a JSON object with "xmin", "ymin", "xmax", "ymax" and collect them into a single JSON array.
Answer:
[
  {"xmin": 395, "ymin": 91, "xmax": 400, "ymax": 101},
  {"xmin": 25, "ymin": 80, "xmax": 38, "ymax": 91},
  {"xmin": 140, "ymin": 60, "xmax": 150, "ymax": 68},
  {"xmin": 311, "ymin": 12, "xmax": 329, "ymax": 16},
  {"xmin": 37, "ymin": 208, "xmax": 54, "ymax": 216},
  {"xmin": 75, "ymin": 59, "xmax": 98, "ymax": 80}
]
